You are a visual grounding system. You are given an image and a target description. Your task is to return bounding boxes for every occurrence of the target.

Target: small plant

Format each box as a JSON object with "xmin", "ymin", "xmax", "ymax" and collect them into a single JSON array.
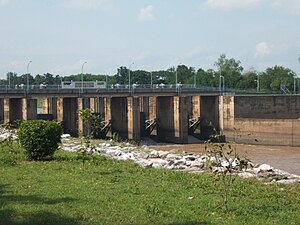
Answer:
[
  {"xmin": 112, "ymin": 132, "xmax": 121, "ymax": 143},
  {"xmin": 76, "ymin": 135, "xmax": 97, "ymax": 166},
  {"xmin": 18, "ymin": 120, "xmax": 63, "ymax": 160},
  {"xmin": 205, "ymin": 128, "xmax": 250, "ymax": 208},
  {"xmin": 78, "ymin": 108, "xmax": 104, "ymax": 138}
]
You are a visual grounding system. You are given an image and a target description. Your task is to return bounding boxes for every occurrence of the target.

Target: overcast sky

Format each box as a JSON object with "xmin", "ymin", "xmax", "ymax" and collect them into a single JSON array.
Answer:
[{"xmin": 0, "ymin": 0, "xmax": 300, "ymax": 78}]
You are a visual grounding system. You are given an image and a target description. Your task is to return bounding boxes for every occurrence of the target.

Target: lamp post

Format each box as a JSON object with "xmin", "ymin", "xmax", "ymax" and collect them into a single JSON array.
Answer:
[
  {"xmin": 255, "ymin": 74, "xmax": 260, "ymax": 93},
  {"xmin": 106, "ymin": 74, "xmax": 108, "ymax": 88},
  {"xmin": 294, "ymin": 77, "xmax": 296, "ymax": 94},
  {"xmin": 150, "ymin": 71, "xmax": 153, "ymax": 88},
  {"xmin": 27, "ymin": 61, "xmax": 32, "ymax": 92},
  {"xmin": 219, "ymin": 75, "xmax": 224, "ymax": 92},
  {"xmin": 8, "ymin": 72, "xmax": 11, "ymax": 89},
  {"xmin": 81, "ymin": 61, "xmax": 87, "ymax": 93},
  {"xmin": 128, "ymin": 62, "xmax": 134, "ymax": 92},
  {"xmin": 175, "ymin": 66, "xmax": 178, "ymax": 87},
  {"xmin": 194, "ymin": 72, "xmax": 196, "ymax": 88}
]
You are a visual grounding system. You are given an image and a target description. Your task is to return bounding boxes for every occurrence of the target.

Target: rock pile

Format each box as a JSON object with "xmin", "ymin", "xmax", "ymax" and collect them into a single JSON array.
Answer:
[
  {"xmin": 60, "ymin": 136, "xmax": 300, "ymax": 185},
  {"xmin": 0, "ymin": 127, "xmax": 299, "ymax": 185}
]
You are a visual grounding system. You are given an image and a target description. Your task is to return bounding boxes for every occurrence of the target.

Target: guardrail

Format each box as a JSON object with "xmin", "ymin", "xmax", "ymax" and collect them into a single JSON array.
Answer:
[{"xmin": 0, "ymin": 84, "xmax": 292, "ymax": 95}]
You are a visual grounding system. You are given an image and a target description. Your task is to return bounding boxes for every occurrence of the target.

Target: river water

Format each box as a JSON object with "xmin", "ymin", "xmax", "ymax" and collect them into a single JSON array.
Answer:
[{"xmin": 148, "ymin": 143, "xmax": 300, "ymax": 175}]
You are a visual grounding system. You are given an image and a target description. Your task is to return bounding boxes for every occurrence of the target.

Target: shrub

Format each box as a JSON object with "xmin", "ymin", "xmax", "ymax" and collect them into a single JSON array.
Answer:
[{"xmin": 18, "ymin": 120, "xmax": 63, "ymax": 160}]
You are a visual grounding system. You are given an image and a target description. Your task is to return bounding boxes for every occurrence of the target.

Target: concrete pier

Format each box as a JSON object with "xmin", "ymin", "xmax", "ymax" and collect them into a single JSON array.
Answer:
[{"xmin": 156, "ymin": 96, "xmax": 188, "ymax": 143}]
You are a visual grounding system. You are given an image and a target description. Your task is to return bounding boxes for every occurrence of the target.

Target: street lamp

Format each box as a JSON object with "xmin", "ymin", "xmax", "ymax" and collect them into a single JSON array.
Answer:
[
  {"xmin": 27, "ymin": 60, "xmax": 32, "ymax": 92},
  {"xmin": 255, "ymin": 75, "xmax": 260, "ymax": 93},
  {"xmin": 106, "ymin": 74, "xmax": 108, "ymax": 88},
  {"xmin": 81, "ymin": 61, "xmax": 87, "ymax": 93},
  {"xmin": 219, "ymin": 75, "xmax": 224, "ymax": 92},
  {"xmin": 294, "ymin": 77, "xmax": 296, "ymax": 94},
  {"xmin": 175, "ymin": 67, "xmax": 178, "ymax": 87},
  {"xmin": 150, "ymin": 71, "xmax": 153, "ymax": 88},
  {"xmin": 128, "ymin": 62, "xmax": 134, "ymax": 92},
  {"xmin": 194, "ymin": 73, "xmax": 196, "ymax": 88}
]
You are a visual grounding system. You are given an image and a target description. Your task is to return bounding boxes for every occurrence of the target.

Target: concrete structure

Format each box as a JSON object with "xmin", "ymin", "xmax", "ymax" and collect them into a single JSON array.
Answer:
[
  {"xmin": 221, "ymin": 96, "xmax": 300, "ymax": 146},
  {"xmin": 1, "ymin": 88, "xmax": 300, "ymax": 146}
]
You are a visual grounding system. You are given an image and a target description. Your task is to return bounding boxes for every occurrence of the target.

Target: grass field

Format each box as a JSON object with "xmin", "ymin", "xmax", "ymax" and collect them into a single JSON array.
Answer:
[{"xmin": 0, "ymin": 143, "xmax": 300, "ymax": 225}]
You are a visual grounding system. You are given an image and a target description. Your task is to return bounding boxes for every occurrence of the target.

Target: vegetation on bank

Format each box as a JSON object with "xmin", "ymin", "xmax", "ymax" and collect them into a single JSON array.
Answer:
[
  {"xmin": 2, "ymin": 54, "xmax": 299, "ymax": 92},
  {"xmin": 0, "ymin": 141, "xmax": 300, "ymax": 225}
]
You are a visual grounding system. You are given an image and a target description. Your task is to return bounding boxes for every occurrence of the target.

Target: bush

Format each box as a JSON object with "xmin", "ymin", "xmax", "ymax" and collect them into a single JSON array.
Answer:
[{"xmin": 18, "ymin": 120, "xmax": 63, "ymax": 160}]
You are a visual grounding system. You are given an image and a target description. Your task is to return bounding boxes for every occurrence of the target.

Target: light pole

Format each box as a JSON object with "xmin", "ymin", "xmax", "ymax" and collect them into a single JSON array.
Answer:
[
  {"xmin": 106, "ymin": 74, "xmax": 108, "ymax": 88},
  {"xmin": 255, "ymin": 75, "xmax": 260, "ymax": 93},
  {"xmin": 219, "ymin": 75, "xmax": 224, "ymax": 92},
  {"xmin": 294, "ymin": 77, "xmax": 296, "ymax": 94},
  {"xmin": 175, "ymin": 66, "xmax": 178, "ymax": 87},
  {"xmin": 8, "ymin": 72, "xmax": 11, "ymax": 89},
  {"xmin": 128, "ymin": 62, "xmax": 134, "ymax": 92},
  {"xmin": 81, "ymin": 61, "xmax": 87, "ymax": 93},
  {"xmin": 27, "ymin": 60, "xmax": 32, "ymax": 92},
  {"xmin": 150, "ymin": 71, "xmax": 153, "ymax": 88},
  {"xmin": 194, "ymin": 73, "xmax": 196, "ymax": 88}
]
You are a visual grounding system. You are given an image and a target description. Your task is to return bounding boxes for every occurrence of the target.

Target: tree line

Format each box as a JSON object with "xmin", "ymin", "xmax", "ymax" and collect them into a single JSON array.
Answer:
[{"xmin": 1, "ymin": 54, "xmax": 299, "ymax": 92}]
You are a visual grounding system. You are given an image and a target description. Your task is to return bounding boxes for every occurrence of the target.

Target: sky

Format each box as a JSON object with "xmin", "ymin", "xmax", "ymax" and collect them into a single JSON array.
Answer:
[{"xmin": 0, "ymin": 0, "xmax": 300, "ymax": 78}]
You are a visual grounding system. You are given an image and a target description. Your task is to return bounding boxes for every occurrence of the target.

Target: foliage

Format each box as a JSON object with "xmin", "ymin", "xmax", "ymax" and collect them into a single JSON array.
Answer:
[
  {"xmin": 214, "ymin": 54, "xmax": 243, "ymax": 88},
  {"xmin": 2, "ymin": 54, "xmax": 299, "ymax": 92},
  {"xmin": 112, "ymin": 132, "xmax": 121, "ymax": 143},
  {"xmin": 260, "ymin": 65, "xmax": 296, "ymax": 91},
  {"xmin": 18, "ymin": 120, "xmax": 63, "ymax": 160},
  {"xmin": 116, "ymin": 66, "xmax": 129, "ymax": 84},
  {"xmin": 205, "ymin": 130, "xmax": 250, "ymax": 208},
  {"xmin": 0, "ymin": 147, "xmax": 300, "ymax": 225},
  {"xmin": 76, "ymin": 136, "xmax": 97, "ymax": 166},
  {"xmin": 78, "ymin": 108, "xmax": 104, "ymax": 139},
  {"xmin": 236, "ymin": 71, "xmax": 258, "ymax": 89}
]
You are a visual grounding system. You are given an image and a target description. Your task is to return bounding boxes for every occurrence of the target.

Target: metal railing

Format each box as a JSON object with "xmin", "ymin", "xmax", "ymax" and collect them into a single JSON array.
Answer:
[{"xmin": 0, "ymin": 83, "xmax": 295, "ymax": 96}]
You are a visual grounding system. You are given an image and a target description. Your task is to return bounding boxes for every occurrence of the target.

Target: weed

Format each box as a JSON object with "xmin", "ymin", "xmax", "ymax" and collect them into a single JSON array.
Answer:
[{"xmin": 205, "ymin": 128, "xmax": 251, "ymax": 208}]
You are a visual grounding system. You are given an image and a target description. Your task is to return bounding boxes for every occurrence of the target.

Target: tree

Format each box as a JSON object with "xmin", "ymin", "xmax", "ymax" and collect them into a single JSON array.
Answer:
[
  {"xmin": 115, "ymin": 66, "xmax": 128, "ymax": 85},
  {"xmin": 177, "ymin": 65, "xmax": 195, "ymax": 84},
  {"xmin": 214, "ymin": 54, "xmax": 243, "ymax": 88},
  {"xmin": 236, "ymin": 71, "xmax": 258, "ymax": 90},
  {"xmin": 131, "ymin": 70, "xmax": 151, "ymax": 84},
  {"xmin": 194, "ymin": 68, "xmax": 217, "ymax": 87},
  {"xmin": 260, "ymin": 66, "xmax": 296, "ymax": 91}
]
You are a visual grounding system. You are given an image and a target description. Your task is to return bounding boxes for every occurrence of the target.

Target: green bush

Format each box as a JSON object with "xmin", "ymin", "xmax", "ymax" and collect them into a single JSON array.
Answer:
[{"xmin": 18, "ymin": 120, "xmax": 63, "ymax": 160}]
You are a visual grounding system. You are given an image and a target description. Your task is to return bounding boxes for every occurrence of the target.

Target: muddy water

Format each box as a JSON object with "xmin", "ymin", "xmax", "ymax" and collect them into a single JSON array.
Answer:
[{"xmin": 148, "ymin": 143, "xmax": 300, "ymax": 175}]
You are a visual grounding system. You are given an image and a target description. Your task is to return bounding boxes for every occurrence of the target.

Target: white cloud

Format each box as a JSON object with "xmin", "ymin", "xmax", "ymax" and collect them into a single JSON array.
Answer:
[
  {"xmin": 51, "ymin": 59, "xmax": 89, "ymax": 74},
  {"xmin": 201, "ymin": 0, "xmax": 300, "ymax": 14},
  {"xmin": 271, "ymin": 0, "xmax": 300, "ymax": 14},
  {"xmin": 201, "ymin": 0, "xmax": 265, "ymax": 11},
  {"xmin": 67, "ymin": 0, "xmax": 113, "ymax": 11},
  {"xmin": 255, "ymin": 42, "xmax": 272, "ymax": 57},
  {"xmin": 137, "ymin": 5, "xmax": 156, "ymax": 23},
  {"xmin": 0, "ymin": 0, "xmax": 8, "ymax": 7},
  {"xmin": 185, "ymin": 47, "xmax": 202, "ymax": 58},
  {"xmin": 135, "ymin": 51, "xmax": 150, "ymax": 61}
]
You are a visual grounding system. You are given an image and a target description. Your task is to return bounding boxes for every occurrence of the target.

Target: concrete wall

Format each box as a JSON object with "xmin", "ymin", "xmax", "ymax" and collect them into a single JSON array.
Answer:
[
  {"xmin": 222, "ymin": 95, "xmax": 300, "ymax": 146},
  {"xmin": 225, "ymin": 118, "xmax": 300, "ymax": 146},
  {"xmin": 234, "ymin": 96, "xmax": 300, "ymax": 119}
]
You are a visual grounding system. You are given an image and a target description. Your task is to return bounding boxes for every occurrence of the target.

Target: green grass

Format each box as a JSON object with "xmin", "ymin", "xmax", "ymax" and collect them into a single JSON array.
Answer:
[{"xmin": 0, "ymin": 143, "xmax": 300, "ymax": 225}]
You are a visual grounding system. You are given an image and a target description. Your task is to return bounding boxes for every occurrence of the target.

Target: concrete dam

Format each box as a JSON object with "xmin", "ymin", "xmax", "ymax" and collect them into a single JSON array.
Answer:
[{"xmin": 0, "ymin": 88, "xmax": 299, "ymax": 146}]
